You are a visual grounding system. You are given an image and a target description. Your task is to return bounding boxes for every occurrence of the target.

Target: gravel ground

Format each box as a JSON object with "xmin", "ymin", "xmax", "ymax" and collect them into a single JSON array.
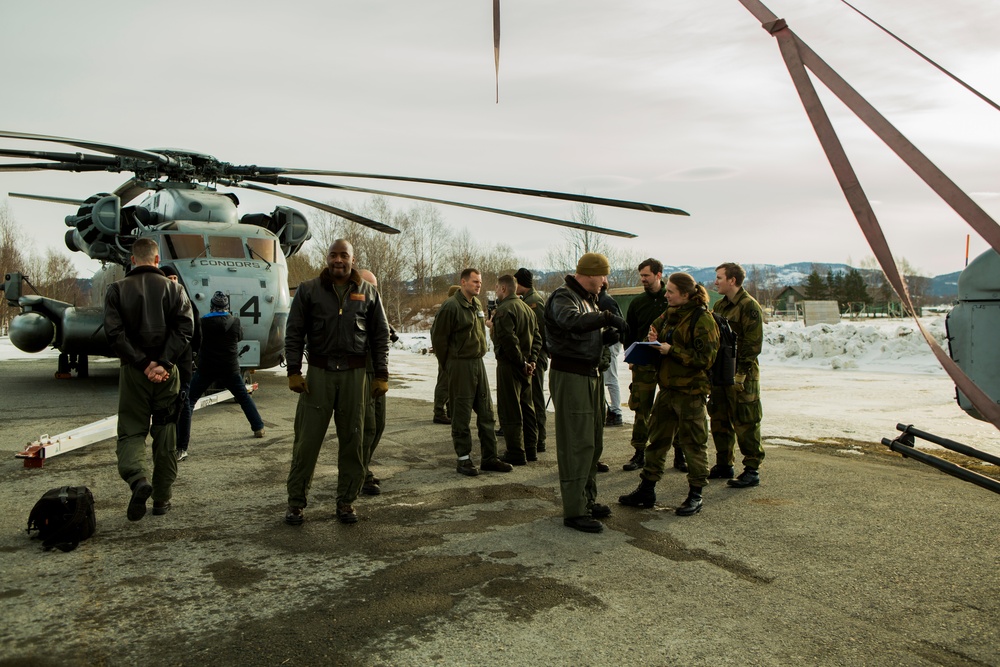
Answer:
[{"xmin": 0, "ymin": 357, "xmax": 998, "ymax": 667}]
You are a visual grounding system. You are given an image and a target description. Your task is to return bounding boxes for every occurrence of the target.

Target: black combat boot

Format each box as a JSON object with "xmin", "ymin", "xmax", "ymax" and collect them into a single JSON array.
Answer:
[
  {"xmin": 727, "ymin": 467, "xmax": 760, "ymax": 488},
  {"xmin": 673, "ymin": 449, "xmax": 688, "ymax": 472},
  {"xmin": 525, "ymin": 447, "xmax": 538, "ymax": 462},
  {"xmin": 623, "ymin": 449, "xmax": 644, "ymax": 471},
  {"xmin": 618, "ymin": 478, "xmax": 656, "ymax": 508},
  {"xmin": 675, "ymin": 486, "xmax": 703, "ymax": 516},
  {"xmin": 709, "ymin": 463, "xmax": 735, "ymax": 479}
]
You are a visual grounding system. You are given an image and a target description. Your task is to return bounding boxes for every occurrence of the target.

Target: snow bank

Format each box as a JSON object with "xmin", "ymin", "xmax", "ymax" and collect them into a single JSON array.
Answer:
[
  {"xmin": 759, "ymin": 316, "xmax": 946, "ymax": 374},
  {"xmin": 0, "ymin": 316, "xmax": 949, "ymax": 376}
]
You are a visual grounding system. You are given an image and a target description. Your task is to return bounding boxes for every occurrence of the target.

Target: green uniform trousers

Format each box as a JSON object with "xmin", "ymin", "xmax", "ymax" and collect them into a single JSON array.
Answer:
[
  {"xmin": 433, "ymin": 359, "xmax": 450, "ymax": 420},
  {"xmin": 643, "ymin": 389, "xmax": 710, "ymax": 488},
  {"xmin": 286, "ymin": 367, "xmax": 367, "ymax": 508},
  {"xmin": 627, "ymin": 364, "xmax": 658, "ymax": 452},
  {"xmin": 550, "ymin": 369, "xmax": 603, "ymax": 518},
  {"xmin": 363, "ymin": 374, "xmax": 387, "ymax": 483},
  {"xmin": 709, "ymin": 381, "xmax": 764, "ymax": 469},
  {"xmin": 529, "ymin": 362, "xmax": 548, "ymax": 450},
  {"xmin": 448, "ymin": 357, "xmax": 498, "ymax": 460},
  {"xmin": 496, "ymin": 363, "xmax": 537, "ymax": 456},
  {"xmin": 116, "ymin": 365, "xmax": 180, "ymax": 502}
]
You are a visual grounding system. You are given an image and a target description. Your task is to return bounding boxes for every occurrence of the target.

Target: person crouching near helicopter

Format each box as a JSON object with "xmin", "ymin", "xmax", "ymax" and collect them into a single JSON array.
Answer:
[
  {"xmin": 104, "ymin": 237, "xmax": 194, "ymax": 521},
  {"xmin": 185, "ymin": 291, "xmax": 265, "ymax": 451},
  {"xmin": 283, "ymin": 240, "xmax": 390, "ymax": 526},
  {"xmin": 619, "ymin": 272, "xmax": 719, "ymax": 516}
]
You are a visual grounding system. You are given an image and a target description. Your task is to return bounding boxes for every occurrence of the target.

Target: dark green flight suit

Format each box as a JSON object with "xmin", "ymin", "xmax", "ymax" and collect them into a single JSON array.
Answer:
[
  {"xmin": 285, "ymin": 269, "xmax": 390, "ymax": 510},
  {"xmin": 624, "ymin": 284, "xmax": 669, "ymax": 452},
  {"xmin": 491, "ymin": 294, "xmax": 542, "ymax": 458},
  {"xmin": 430, "ymin": 291, "xmax": 499, "ymax": 462},
  {"xmin": 521, "ymin": 288, "xmax": 549, "ymax": 451},
  {"xmin": 104, "ymin": 265, "xmax": 194, "ymax": 504},
  {"xmin": 709, "ymin": 287, "xmax": 765, "ymax": 469},
  {"xmin": 642, "ymin": 302, "xmax": 719, "ymax": 489},
  {"xmin": 544, "ymin": 276, "xmax": 608, "ymax": 519}
]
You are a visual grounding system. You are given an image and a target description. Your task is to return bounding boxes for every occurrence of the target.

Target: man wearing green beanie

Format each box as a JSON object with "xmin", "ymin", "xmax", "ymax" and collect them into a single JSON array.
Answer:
[{"xmin": 544, "ymin": 252, "xmax": 627, "ymax": 533}]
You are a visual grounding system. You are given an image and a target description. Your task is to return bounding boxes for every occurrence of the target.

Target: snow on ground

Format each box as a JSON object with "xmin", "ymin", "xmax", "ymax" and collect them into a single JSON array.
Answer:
[{"xmin": 4, "ymin": 315, "xmax": 998, "ymax": 456}]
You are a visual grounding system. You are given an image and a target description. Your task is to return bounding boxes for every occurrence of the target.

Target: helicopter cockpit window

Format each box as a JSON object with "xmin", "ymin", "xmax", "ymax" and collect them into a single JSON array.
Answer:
[
  {"xmin": 163, "ymin": 234, "xmax": 206, "ymax": 259},
  {"xmin": 246, "ymin": 238, "xmax": 277, "ymax": 263},
  {"xmin": 209, "ymin": 236, "xmax": 246, "ymax": 259}
]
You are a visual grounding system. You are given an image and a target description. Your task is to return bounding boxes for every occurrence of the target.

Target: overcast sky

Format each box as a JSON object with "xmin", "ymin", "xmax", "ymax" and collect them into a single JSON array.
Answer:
[{"xmin": 1, "ymin": 0, "xmax": 998, "ymax": 279}]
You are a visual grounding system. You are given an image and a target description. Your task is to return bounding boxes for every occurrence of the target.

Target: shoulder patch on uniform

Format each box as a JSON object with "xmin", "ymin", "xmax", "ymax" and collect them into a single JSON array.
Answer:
[
  {"xmin": 693, "ymin": 337, "xmax": 705, "ymax": 351},
  {"xmin": 748, "ymin": 309, "xmax": 759, "ymax": 320},
  {"xmin": 350, "ymin": 293, "xmax": 366, "ymax": 301}
]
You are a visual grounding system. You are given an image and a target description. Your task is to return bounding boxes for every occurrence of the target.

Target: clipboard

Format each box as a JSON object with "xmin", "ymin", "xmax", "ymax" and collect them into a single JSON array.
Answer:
[{"xmin": 624, "ymin": 341, "xmax": 662, "ymax": 366}]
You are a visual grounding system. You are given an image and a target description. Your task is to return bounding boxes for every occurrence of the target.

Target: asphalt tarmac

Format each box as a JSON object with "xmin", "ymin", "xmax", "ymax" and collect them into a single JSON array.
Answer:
[{"xmin": 0, "ymin": 357, "xmax": 998, "ymax": 667}]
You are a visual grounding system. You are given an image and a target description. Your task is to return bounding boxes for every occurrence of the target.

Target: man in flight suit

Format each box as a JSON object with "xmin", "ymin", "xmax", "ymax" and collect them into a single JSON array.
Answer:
[
  {"xmin": 545, "ymin": 253, "xmax": 627, "ymax": 533},
  {"xmin": 283, "ymin": 240, "xmax": 390, "ymax": 526},
  {"xmin": 490, "ymin": 274, "xmax": 542, "ymax": 465},
  {"xmin": 431, "ymin": 268, "xmax": 513, "ymax": 477},
  {"xmin": 104, "ymin": 237, "xmax": 194, "ymax": 521}
]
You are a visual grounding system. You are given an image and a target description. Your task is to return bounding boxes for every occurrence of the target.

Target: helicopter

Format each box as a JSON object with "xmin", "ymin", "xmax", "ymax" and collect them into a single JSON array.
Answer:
[{"xmin": 0, "ymin": 130, "xmax": 688, "ymax": 377}]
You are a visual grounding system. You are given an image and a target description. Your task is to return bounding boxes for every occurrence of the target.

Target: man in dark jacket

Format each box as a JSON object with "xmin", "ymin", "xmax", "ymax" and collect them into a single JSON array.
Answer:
[
  {"xmin": 431, "ymin": 268, "xmax": 513, "ymax": 477},
  {"xmin": 544, "ymin": 253, "xmax": 626, "ymax": 534},
  {"xmin": 184, "ymin": 290, "xmax": 265, "ymax": 451},
  {"xmin": 104, "ymin": 237, "xmax": 194, "ymax": 521},
  {"xmin": 622, "ymin": 258, "xmax": 685, "ymax": 473},
  {"xmin": 283, "ymin": 240, "xmax": 390, "ymax": 526},
  {"xmin": 489, "ymin": 274, "xmax": 542, "ymax": 465}
]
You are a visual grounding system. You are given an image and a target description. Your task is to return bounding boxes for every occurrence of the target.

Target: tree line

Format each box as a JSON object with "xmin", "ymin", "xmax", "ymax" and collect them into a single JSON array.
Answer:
[{"xmin": 0, "ymin": 203, "xmax": 83, "ymax": 336}]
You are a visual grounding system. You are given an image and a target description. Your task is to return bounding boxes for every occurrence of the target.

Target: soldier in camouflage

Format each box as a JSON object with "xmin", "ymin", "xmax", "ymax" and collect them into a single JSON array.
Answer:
[
  {"xmin": 709, "ymin": 262, "xmax": 765, "ymax": 488},
  {"xmin": 619, "ymin": 272, "xmax": 719, "ymax": 516}
]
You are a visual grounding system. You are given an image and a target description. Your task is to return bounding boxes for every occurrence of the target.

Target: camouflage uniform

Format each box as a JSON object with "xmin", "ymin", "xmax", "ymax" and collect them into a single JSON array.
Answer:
[
  {"xmin": 430, "ymin": 291, "xmax": 499, "ymax": 462},
  {"xmin": 624, "ymin": 284, "xmax": 669, "ymax": 451},
  {"xmin": 709, "ymin": 287, "xmax": 765, "ymax": 469},
  {"xmin": 641, "ymin": 302, "xmax": 719, "ymax": 489},
  {"xmin": 490, "ymin": 293, "xmax": 542, "ymax": 459},
  {"xmin": 520, "ymin": 288, "xmax": 549, "ymax": 451}
]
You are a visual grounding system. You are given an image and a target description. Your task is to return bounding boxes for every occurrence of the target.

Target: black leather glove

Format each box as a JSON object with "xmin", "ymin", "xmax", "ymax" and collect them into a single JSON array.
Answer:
[
  {"xmin": 602, "ymin": 328, "xmax": 621, "ymax": 346},
  {"xmin": 602, "ymin": 311, "xmax": 628, "ymax": 341},
  {"xmin": 602, "ymin": 311, "xmax": 626, "ymax": 332}
]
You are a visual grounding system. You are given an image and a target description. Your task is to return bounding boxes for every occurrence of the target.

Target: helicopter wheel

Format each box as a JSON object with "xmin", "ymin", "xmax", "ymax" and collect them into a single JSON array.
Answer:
[{"xmin": 55, "ymin": 353, "xmax": 72, "ymax": 380}]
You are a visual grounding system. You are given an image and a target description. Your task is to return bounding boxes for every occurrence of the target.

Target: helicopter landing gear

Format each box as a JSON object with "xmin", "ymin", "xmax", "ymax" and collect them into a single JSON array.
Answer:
[{"xmin": 56, "ymin": 352, "xmax": 89, "ymax": 379}]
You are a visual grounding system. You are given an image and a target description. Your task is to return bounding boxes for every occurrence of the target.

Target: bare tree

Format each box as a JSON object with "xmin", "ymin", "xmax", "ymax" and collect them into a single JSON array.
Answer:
[
  {"xmin": 544, "ymin": 203, "xmax": 637, "ymax": 285},
  {"xmin": 406, "ymin": 203, "xmax": 448, "ymax": 295},
  {"xmin": 744, "ymin": 264, "xmax": 780, "ymax": 311},
  {"xmin": 0, "ymin": 203, "xmax": 27, "ymax": 335}
]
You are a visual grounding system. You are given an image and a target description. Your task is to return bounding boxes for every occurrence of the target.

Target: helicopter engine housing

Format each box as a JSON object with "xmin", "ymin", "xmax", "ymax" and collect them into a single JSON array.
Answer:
[{"xmin": 945, "ymin": 249, "xmax": 1000, "ymax": 421}]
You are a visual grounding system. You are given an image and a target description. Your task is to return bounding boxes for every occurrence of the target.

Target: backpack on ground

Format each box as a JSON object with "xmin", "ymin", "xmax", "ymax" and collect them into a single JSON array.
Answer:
[
  {"xmin": 690, "ymin": 308, "xmax": 737, "ymax": 386},
  {"xmin": 26, "ymin": 486, "xmax": 96, "ymax": 552}
]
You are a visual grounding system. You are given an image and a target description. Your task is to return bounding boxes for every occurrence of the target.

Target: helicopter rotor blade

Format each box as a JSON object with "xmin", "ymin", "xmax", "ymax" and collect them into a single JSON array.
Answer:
[
  {"xmin": 249, "ymin": 175, "xmax": 638, "ymax": 239},
  {"xmin": 253, "ymin": 168, "xmax": 689, "ymax": 216},
  {"xmin": 217, "ymin": 179, "xmax": 401, "ymax": 235},
  {"xmin": 0, "ymin": 130, "xmax": 180, "ymax": 167},
  {"xmin": 0, "ymin": 162, "xmax": 107, "ymax": 173},
  {"xmin": 0, "ymin": 148, "xmax": 119, "ymax": 167},
  {"xmin": 9, "ymin": 192, "xmax": 87, "ymax": 206}
]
